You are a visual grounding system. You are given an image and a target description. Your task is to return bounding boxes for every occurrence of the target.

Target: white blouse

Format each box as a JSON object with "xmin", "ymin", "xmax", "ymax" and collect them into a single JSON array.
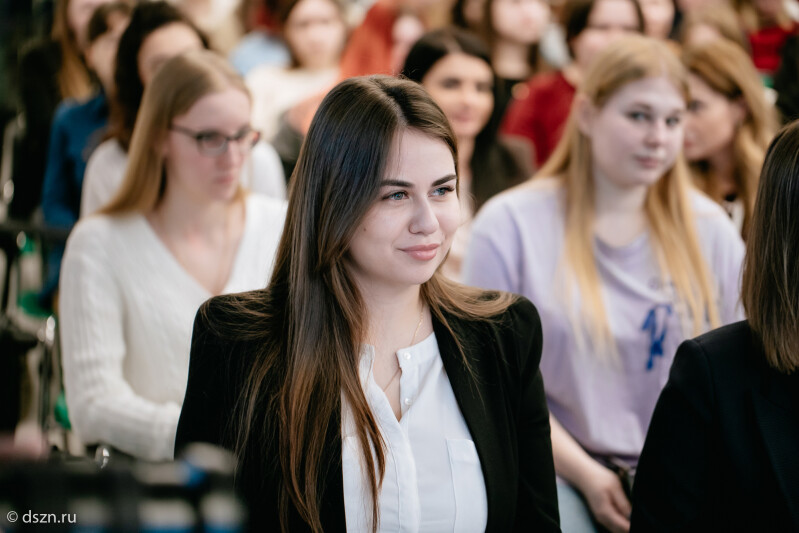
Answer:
[{"xmin": 341, "ymin": 332, "xmax": 488, "ymax": 532}]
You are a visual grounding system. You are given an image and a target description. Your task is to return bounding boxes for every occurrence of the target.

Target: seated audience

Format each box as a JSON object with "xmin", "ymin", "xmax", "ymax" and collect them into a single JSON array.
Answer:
[
  {"xmin": 228, "ymin": 0, "xmax": 290, "ymax": 75},
  {"xmin": 338, "ymin": 0, "xmax": 429, "ymax": 78},
  {"xmin": 679, "ymin": 2, "xmax": 749, "ymax": 49},
  {"xmin": 639, "ymin": 0, "xmax": 677, "ymax": 40},
  {"xmin": 736, "ymin": 0, "xmax": 798, "ymax": 82},
  {"xmin": 80, "ymin": 1, "xmax": 285, "ymax": 216},
  {"xmin": 37, "ymin": 1, "xmax": 132, "ymax": 308},
  {"xmin": 481, "ymin": 0, "xmax": 551, "ymax": 124},
  {"xmin": 11, "ymin": 0, "xmax": 114, "ymax": 219},
  {"xmin": 175, "ymin": 75, "xmax": 560, "ymax": 531},
  {"xmin": 42, "ymin": 2, "xmax": 131, "ymax": 231},
  {"xmin": 632, "ymin": 118, "xmax": 799, "ymax": 533},
  {"xmin": 59, "ymin": 51, "xmax": 287, "ymax": 461},
  {"xmin": 682, "ymin": 38, "xmax": 778, "ymax": 238},
  {"xmin": 501, "ymin": 0, "xmax": 644, "ymax": 167},
  {"xmin": 246, "ymin": 0, "xmax": 347, "ymax": 141},
  {"xmin": 402, "ymin": 27, "xmax": 533, "ymax": 279},
  {"xmin": 465, "ymin": 36, "xmax": 745, "ymax": 533}
]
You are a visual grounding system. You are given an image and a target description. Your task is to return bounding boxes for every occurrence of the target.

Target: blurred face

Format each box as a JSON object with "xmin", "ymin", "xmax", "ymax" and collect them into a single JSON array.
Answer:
[
  {"xmin": 682, "ymin": 23, "xmax": 724, "ymax": 47},
  {"xmin": 163, "ymin": 88, "xmax": 253, "ymax": 204},
  {"xmin": 86, "ymin": 11, "xmax": 129, "ymax": 91},
  {"xmin": 491, "ymin": 0, "xmax": 550, "ymax": 45},
  {"xmin": 461, "ymin": 0, "xmax": 486, "ymax": 30},
  {"xmin": 67, "ymin": 0, "xmax": 112, "ymax": 50},
  {"xmin": 347, "ymin": 129, "xmax": 460, "ymax": 291},
  {"xmin": 580, "ymin": 75, "xmax": 686, "ymax": 190},
  {"xmin": 754, "ymin": 0, "xmax": 783, "ymax": 21},
  {"xmin": 571, "ymin": 0, "xmax": 640, "ymax": 69},
  {"xmin": 391, "ymin": 14, "xmax": 426, "ymax": 74},
  {"xmin": 639, "ymin": 0, "xmax": 675, "ymax": 39},
  {"xmin": 684, "ymin": 73, "xmax": 743, "ymax": 162},
  {"xmin": 284, "ymin": 0, "xmax": 346, "ymax": 69},
  {"xmin": 137, "ymin": 23, "xmax": 204, "ymax": 86},
  {"xmin": 421, "ymin": 53, "xmax": 494, "ymax": 141}
]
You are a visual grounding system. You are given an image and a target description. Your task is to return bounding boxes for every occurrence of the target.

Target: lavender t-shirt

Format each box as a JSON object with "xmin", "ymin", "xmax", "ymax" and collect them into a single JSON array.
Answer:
[{"xmin": 463, "ymin": 178, "xmax": 745, "ymax": 461}]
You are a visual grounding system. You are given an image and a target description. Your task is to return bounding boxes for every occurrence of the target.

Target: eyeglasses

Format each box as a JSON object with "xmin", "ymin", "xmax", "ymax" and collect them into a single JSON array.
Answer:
[{"xmin": 169, "ymin": 125, "xmax": 261, "ymax": 156}]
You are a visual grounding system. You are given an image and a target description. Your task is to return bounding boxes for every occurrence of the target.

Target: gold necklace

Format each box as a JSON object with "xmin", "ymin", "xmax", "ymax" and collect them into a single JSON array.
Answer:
[{"xmin": 380, "ymin": 303, "xmax": 425, "ymax": 392}]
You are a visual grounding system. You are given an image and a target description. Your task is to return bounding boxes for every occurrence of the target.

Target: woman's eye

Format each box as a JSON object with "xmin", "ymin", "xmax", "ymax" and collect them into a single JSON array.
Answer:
[
  {"xmin": 198, "ymin": 132, "xmax": 226, "ymax": 146},
  {"xmin": 385, "ymin": 191, "xmax": 407, "ymax": 201},
  {"xmin": 628, "ymin": 111, "xmax": 649, "ymax": 122},
  {"xmin": 432, "ymin": 186, "xmax": 455, "ymax": 196},
  {"xmin": 687, "ymin": 100, "xmax": 703, "ymax": 113},
  {"xmin": 666, "ymin": 115, "xmax": 682, "ymax": 127}
]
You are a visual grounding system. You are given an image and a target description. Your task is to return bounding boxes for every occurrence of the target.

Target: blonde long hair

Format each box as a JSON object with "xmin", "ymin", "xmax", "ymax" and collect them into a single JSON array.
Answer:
[
  {"xmin": 682, "ymin": 38, "xmax": 778, "ymax": 239},
  {"xmin": 100, "ymin": 50, "xmax": 248, "ymax": 215},
  {"xmin": 51, "ymin": 0, "xmax": 94, "ymax": 100},
  {"xmin": 537, "ymin": 35, "xmax": 721, "ymax": 357}
]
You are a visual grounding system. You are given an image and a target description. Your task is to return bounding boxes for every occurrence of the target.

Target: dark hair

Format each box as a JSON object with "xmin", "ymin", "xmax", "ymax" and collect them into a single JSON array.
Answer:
[
  {"xmin": 212, "ymin": 75, "xmax": 514, "ymax": 532},
  {"xmin": 741, "ymin": 119, "xmax": 799, "ymax": 373},
  {"xmin": 86, "ymin": 1, "xmax": 133, "ymax": 45},
  {"xmin": 561, "ymin": 0, "xmax": 645, "ymax": 58},
  {"xmin": 402, "ymin": 27, "xmax": 531, "ymax": 211},
  {"xmin": 108, "ymin": 1, "xmax": 208, "ymax": 150}
]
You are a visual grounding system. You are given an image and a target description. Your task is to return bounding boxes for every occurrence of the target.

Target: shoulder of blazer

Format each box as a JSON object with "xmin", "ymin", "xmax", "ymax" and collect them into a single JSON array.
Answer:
[
  {"xmin": 688, "ymin": 321, "xmax": 764, "ymax": 382},
  {"xmin": 436, "ymin": 294, "xmax": 542, "ymax": 369}
]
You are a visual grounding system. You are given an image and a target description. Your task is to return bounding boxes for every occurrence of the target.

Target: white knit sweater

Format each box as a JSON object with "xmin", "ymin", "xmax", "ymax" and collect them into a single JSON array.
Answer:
[{"xmin": 59, "ymin": 194, "xmax": 287, "ymax": 461}]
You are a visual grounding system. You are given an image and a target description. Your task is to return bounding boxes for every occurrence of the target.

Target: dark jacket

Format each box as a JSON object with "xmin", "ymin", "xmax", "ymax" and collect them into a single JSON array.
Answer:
[
  {"xmin": 175, "ymin": 292, "xmax": 560, "ymax": 532},
  {"xmin": 631, "ymin": 320, "xmax": 799, "ymax": 532}
]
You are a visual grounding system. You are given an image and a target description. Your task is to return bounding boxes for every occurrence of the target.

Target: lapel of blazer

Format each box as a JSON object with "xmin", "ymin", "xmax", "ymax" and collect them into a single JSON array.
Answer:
[
  {"xmin": 434, "ymin": 311, "xmax": 511, "ymax": 533},
  {"xmin": 751, "ymin": 364, "xmax": 799, "ymax": 529}
]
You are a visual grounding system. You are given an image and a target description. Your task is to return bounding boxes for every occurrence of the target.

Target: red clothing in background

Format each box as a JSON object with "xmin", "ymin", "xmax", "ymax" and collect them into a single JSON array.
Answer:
[
  {"xmin": 339, "ymin": 1, "xmax": 397, "ymax": 78},
  {"xmin": 748, "ymin": 22, "xmax": 798, "ymax": 75},
  {"xmin": 500, "ymin": 70, "xmax": 576, "ymax": 167}
]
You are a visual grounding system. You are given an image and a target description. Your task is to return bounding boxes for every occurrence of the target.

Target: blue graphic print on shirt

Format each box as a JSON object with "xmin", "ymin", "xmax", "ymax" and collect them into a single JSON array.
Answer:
[{"xmin": 642, "ymin": 303, "xmax": 673, "ymax": 371}]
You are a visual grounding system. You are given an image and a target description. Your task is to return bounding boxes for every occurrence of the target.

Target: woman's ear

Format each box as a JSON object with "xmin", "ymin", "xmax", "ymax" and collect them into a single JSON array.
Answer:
[{"xmin": 574, "ymin": 94, "xmax": 595, "ymax": 137}]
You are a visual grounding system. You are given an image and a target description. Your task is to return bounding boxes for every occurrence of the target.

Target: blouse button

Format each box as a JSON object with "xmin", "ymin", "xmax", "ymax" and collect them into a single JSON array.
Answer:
[
  {"xmin": 403, "ymin": 398, "xmax": 412, "ymax": 406},
  {"xmin": 402, "ymin": 352, "xmax": 411, "ymax": 360}
]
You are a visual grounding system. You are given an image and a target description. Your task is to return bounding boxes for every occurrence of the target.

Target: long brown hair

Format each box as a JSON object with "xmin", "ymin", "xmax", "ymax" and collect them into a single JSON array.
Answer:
[
  {"xmin": 536, "ymin": 35, "xmax": 721, "ymax": 358},
  {"xmin": 99, "ymin": 50, "xmax": 248, "ymax": 215},
  {"xmin": 682, "ymin": 38, "xmax": 778, "ymax": 238},
  {"xmin": 51, "ymin": 0, "xmax": 94, "ymax": 100},
  {"xmin": 208, "ymin": 75, "xmax": 514, "ymax": 532},
  {"xmin": 741, "ymin": 120, "xmax": 799, "ymax": 373}
]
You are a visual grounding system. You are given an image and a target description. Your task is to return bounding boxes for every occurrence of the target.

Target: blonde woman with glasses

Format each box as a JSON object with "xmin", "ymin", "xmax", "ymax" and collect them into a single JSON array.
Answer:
[
  {"xmin": 465, "ymin": 36, "xmax": 745, "ymax": 532},
  {"xmin": 59, "ymin": 50, "xmax": 287, "ymax": 461}
]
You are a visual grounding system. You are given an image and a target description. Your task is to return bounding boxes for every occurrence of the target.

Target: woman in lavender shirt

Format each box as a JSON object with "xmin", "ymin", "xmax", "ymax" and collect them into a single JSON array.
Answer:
[{"xmin": 464, "ymin": 35, "xmax": 744, "ymax": 533}]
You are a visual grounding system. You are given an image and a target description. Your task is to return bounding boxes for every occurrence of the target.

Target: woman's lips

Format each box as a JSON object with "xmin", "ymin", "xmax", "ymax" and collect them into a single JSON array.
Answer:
[{"xmin": 401, "ymin": 243, "xmax": 440, "ymax": 261}]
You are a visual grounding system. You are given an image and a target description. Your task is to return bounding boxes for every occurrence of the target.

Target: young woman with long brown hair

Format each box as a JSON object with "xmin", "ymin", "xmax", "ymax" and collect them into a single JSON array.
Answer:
[
  {"xmin": 175, "ymin": 75, "xmax": 560, "ymax": 532},
  {"xmin": 465, "ymin": 36, "xmax": 744, "ymax": 532}
]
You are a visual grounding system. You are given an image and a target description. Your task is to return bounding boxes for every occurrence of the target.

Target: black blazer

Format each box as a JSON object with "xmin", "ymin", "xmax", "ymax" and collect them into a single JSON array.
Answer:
[
  {"xmin": 631, "ymin": 321, "xmax": 799, "ymax": 532},
  {"xmin": 176, "ymin": 293, "xmax": 560, "ymax": 532}
]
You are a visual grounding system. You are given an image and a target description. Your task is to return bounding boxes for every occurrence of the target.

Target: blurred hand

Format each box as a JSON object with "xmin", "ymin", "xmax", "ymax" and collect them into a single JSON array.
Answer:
[{"xmin": 579, "ymin": 462, "xmax": 631, "ymax": 533}]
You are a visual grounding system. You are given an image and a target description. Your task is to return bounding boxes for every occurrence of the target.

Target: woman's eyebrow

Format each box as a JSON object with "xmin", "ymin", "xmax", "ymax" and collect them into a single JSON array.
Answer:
[{"xmin": 380, "ymin": 174, "xmax": 457, "ymax": 188}]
